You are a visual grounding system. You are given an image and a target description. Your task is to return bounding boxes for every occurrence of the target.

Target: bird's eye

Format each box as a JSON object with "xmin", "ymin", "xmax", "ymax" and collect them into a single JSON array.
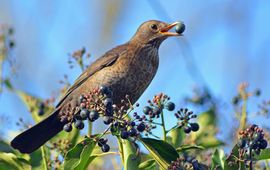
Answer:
[{"xmin": 150, "ymin": 24, "xmax": 158, "ymax": 31}]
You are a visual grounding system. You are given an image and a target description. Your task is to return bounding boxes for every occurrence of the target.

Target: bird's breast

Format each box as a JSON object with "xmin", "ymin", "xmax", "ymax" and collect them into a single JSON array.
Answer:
[{"xmin": 80, "ymin": 46, "xmax": 159, "ymax": 105}]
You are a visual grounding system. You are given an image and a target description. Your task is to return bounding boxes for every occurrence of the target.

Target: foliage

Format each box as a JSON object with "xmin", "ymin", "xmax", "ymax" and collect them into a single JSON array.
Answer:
[{"xmin": 0, "ymin": 34, "xmax": 270, "ymax": 169}]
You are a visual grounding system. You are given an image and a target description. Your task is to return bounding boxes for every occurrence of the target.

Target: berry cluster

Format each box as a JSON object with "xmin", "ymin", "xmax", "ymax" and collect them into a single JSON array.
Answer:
[
  {"xmin": 97, "ymin": 138, "xmax": 110, "ymax": 152},
  {"xmin": 168, "ymin": 156, "xmax": 201, "ymax": 170},
  {"xmin": 174, "ymin": 108, "xmax": 200, "ymax": 134},
  {"xmin": 238, "ymin": 124, "xmax": 268, "ymax": 157},
  {"xmin": 61, "ymin": 86, "xmax": 151, "ymax": 152},
  {"xmin": 62, "ymin": 86, "xmax": 114, "ymax": 132},
  {"xmin": 68, "ymin": 47, "xmax": 90, "ymax": 69},
  {"xmin": 47, "ymin": 139, "xmax": 71, "ymax": 169},
  {"xmin": 143, "ymin": 93, "xmax": 173, "ymax": 118},
  {"xmin": 140, "ymin": 94, "xmax": 175, "ymax": 130}
]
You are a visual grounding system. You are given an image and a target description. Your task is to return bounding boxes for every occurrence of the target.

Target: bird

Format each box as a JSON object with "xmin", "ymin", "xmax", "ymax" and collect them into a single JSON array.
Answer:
[{"xmin": 11, "ymin": 20, "xmax": 185, "ymax": 153}]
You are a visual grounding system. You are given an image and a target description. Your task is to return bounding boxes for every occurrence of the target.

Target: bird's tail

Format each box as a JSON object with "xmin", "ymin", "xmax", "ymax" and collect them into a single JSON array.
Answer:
[{"xmin": 11, "ymin": 108, "xmax": 64, "ymax": 153}]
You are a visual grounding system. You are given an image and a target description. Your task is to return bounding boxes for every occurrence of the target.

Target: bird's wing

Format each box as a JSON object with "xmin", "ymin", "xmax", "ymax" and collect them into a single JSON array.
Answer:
[{"xmin": 56, "ymin": 44, "xmax": 127, "ymax": 108}]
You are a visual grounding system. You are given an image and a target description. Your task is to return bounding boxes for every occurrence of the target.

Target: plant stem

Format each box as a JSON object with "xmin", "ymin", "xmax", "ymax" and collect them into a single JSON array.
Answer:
[
  {"xmin": 249, "ymin": 148, "xmax": 253, "ymax": 170},
  {"xmin": 41, "ymin": 146, "xmax": 48, "ymax": 170},
  {"xmin": 117, "ymin": 137, "xmax": 124, "ymax": 165},
  {"xmin": 92, "ymin": 152, "xmax": 119, "ymax": 157},
  {"xmin": 240, "ymin": 99, "xmax": 247, "ymax": 130},
  {"xmin": 264, "ymin": 160, "xmax": 270, "ymax": 170},
  {"xmin": 161, "ymin": 110, "xmax": 167, "ymax": 141},
  {"xmin": 88, "ymin": 122, "xmax": 92, "ymax": 136}
]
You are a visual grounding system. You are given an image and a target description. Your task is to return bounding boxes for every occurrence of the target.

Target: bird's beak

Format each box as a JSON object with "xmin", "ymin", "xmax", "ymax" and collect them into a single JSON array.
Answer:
[{"xmin": 160, "ymin": 22, "xmax": 181, "ymax": 36}]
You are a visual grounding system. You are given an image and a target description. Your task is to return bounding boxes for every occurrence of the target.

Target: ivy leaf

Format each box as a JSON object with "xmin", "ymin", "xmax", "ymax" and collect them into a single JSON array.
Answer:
[
  {"xmin": 0, "ymin": 140, "xmax": 15, "ymax": 153},
  {"xmin": 166, "ymin": 127, "xmax": 185, "ymax": 148},
  {"xmin": 64, "ymin": 137, "xmax": 96, "ymax": 170},
  {"xmin": 198, "ymin": 136, "xmax": 224, "ymax": 149},
  {"xmin": 211, "ymin": 149, "xmax": 225, "ymax": 170},
  {"xmin": 0, "ymin": 152, "xmax": 31, "ymax": 170},
  {"xmin": 224, "ymin": 145, "xmax": 242, "ymax": 170},
  {"xmin": 140, "ymin": 138, "xmax": 178, "ymax": 170},
  {"xmin": 191, "ymin": 109, "xmax": 224, "ymax": 149},
  {"xmin": 138, "ymin": 159, "xmax": 156, "ymax": 170},
  {"xmin": 117, "ymin": 138, "xmax": 139, "ymax": 170},
  {"xmin": 255, "ymin": 148, "xmax": 270, "ymax": 160},
  {"xmin": 176, "ymin": 145, "xmax": 204, "ymax": 152}
]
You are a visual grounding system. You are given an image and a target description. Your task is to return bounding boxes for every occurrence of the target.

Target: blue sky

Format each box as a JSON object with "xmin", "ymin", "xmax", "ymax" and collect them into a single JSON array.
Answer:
[{"xmin": 1, "ymin": 0, "xmax": 270, "ymax": 143}]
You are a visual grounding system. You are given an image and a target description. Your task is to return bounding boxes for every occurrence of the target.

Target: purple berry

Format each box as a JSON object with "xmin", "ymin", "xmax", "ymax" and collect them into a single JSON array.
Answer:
[
  {"xmin": 101, "ymin": 144, "xmax": 110, "ymax": 152},
  {"xmin": 63, "ymin": 123, "xmax": 72, "ymax": 132},
  {"xmin": 121, "ymin": 131, "xmax": 129, "ymax": 139},
  {"xmin": 137, "ymin": 123, "xmax": 146, "ymax": 132},
  {"xmin": 165, "ymin": 102, "xmax": 175, "ymax": 111}
]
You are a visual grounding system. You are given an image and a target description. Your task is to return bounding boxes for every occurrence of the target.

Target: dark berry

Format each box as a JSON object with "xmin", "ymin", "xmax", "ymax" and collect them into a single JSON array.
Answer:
[
  {"xmin": 165, "ymin": 102, "xmax": 175, "ymax": 111},
  {"xmin": 254, "ymin": 89, "xmax": 261, "ymax": 96},
  {"xmin": 237, "ymin": 139, "xmax": 246, "ymax": 148},
  {"xmin": 153, "ymin": 107, "xmax": 161, "ymax": 115},
  {"xmin": 232, "ymin": 96, "xmax": 239, "ymax": 105},
  {"xmin": 254, "ymin": 132, "xmax": 264, "ymax": 141},
  {"xmin": 103, "ymin": 116, "xmax": 112, "ymax": 125},
  {"xmin": 129, "ymin": 128, "xmax": 137, "ymax": 137},
  {"xmin": 105, "ymin": 107, "xmax": 113, "ymax": 116},
  {"xmin": 121, "ymin": 131, "xmax": 129, "ymax": 139},
  {"xmin": 191, "ymin": 115, "xmax": 197, "ymax": 118},
  {"xmin": 143, "ymin": 106, "xmax": 152, "ymax": 115},
  {"xmin": 259, "ymin": 139, "xmax": 268, "ymax": 149},
  {"xmin": 89, "ymin": 110, "xmax": 99, "ymax": 121},
  {"xmin": 100, "ymin": 86, "xmax": 112, "ymax": 97},
  {"xmin": 74, "ymin": 120, "xmax": 84, "ymax": 130},
  {"xmin": 63, "ymin": 123, "xmax": 72, "ymax": 132},
  {"xmin": 38, "ymin": 102, "xmax": 45, "ymax": 109},
  {"xmin": 130, "ymin": 121, "xmax": 136, "ymax": 126},
  {"xmin": 184, "ymin": 126, "xmax": 191, "ymax": 134},
  {"xmin": 98, "ymin": 138, "xmax": 107, "ymax": 147},
  {"xmin": 101, "ymin": 144, "xmax": 110, "ymax": 152},
  {"xmin": 79, "ymin": 95, "xmax": 85, "ymax": 103},
  {"xmin": 104, "ymin": 98, "xmax": 113, "ymax": 107},
  {"xmin": 255, "ymin": 148, "xmax": 261, "ymax": 155},
  {"xmin": 80, "ymin": 109, "xmax": 89, "ymax": 120},
  {"xmin": 114, "ymin": 121, "xmax": 119, "ymax": 127},
  {"xmin": 38, "ymin": 109, "xmax": 44, "ymax": 116},
  {"xmin": 137, "ymin": 123, "xmax": 146, "ymax": 132},
  {"xmin": 175, "ymin": 22, "xmax": 185, "ymax": 34},
  {"xmin": 249, "ymin": 141, "xmax": 258, "ymax": 149},
  {"xmin": 190, "ymin": 123, "xmax": 200, "ymax": 132}
]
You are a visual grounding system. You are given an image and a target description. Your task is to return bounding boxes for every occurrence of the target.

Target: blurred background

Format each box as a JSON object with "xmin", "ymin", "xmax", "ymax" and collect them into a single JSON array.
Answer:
[{"xmin": 0, "ymin": 0, "xmax": 270, "ymax": 155}]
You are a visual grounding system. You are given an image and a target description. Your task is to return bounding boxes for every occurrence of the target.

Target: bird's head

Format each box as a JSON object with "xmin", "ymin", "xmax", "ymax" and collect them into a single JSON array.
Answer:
[{"xmin": 130, "ymin": 20, "xmax": 185, "ymax": 47}]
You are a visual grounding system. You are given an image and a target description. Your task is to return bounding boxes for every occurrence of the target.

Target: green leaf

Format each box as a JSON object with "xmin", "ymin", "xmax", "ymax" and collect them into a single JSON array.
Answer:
[
  {"xmin": 198, "ymin": 136, "xmax": 224, "ymax": 149},
  {"xmin": 0, "ymin": 152, "xmax": 31, "ymax": 170},
  {"xmin": 224, "ymin": 145, "xmax": 242, "ymax": 170},
  {"xmin": 64, "ymin": 137, "xmax": 96, "ymax": 170},
  {"xmin": 211, "ymin": 149, "xmax": 225, "ymax": 170},
  {"xmin": 166, "ymin": 127, "xmax": 185, "ymax": 148},
  {"xmin": 198, "ymin": 109, "xmax": 216, "ymax": 128},
  {"xmin": 29, "ymin": 149, "xmax": 44, "ymax": 170},
  {"xmin": 0, "ymin": 140, "xmax": 15, "ymax": 153},
  {"xmin": 117, "ymin": 138, "xmax": 139, "ymax": 170},
  {"xmin": 138, "ymin": 159, "xmax": 156, "ymax": 170},
  {"xmin": 140, "ymin": 138, "xmax": 178, "ymax": 170},
  {"xmin": 176, "ymin": 145, "xmax": 204, "ymax": 152},
  {"xmin": 3, "ymin": 78, "xmax": 13, "ymax": 90},
  {"xmin": 195, "ymin": 109, "xmax": 216, "ymax": 138},
  {"xmin": 255, "ymin": 148, "xmax": 270, "ymax": 160}
]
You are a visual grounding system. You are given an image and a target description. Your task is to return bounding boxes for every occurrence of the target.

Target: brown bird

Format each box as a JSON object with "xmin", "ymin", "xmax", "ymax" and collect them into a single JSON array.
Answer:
[{"xmin": 11, "ymin": 20, "xmax": 184, "ymax": 153}]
